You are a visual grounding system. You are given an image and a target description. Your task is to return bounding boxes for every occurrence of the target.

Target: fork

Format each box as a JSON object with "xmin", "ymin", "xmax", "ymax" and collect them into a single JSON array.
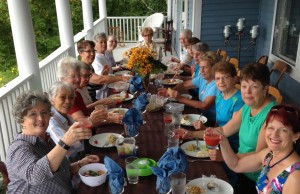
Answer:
[{"xmin": 187, "ymin": 158, "xmax": 211, "ymax": 162}]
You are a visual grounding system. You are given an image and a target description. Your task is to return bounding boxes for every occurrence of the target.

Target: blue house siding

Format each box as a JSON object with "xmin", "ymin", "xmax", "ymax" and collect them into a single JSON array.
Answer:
[
  {"xmin": 200, "ymin": 0, "xmax": 260, "ymax": 68},
  {"xmin": 255, "ymin": 0, "xmax": 275, "ymax": 59}
]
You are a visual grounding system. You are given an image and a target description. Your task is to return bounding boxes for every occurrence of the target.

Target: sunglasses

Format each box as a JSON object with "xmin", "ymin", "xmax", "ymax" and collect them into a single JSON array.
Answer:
[{"xmin": 271, "ymin": 105, "xmax": 299, "ymax": 117}]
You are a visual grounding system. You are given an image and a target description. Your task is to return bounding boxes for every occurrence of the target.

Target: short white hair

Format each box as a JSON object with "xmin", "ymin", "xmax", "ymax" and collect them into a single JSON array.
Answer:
[
  {"xmin": 181, "ymin": 29, "xmax": 193, "ymax": 39},
  {"xmin": 57, "ymin": 56, "xmax": 81, "ymax": 80}
]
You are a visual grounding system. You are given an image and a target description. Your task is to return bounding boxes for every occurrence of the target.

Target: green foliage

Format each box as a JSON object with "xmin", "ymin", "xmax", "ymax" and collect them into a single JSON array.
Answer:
[{"xmin": 106, "ymin": 0, "xmax": 167, "ymax": 16}]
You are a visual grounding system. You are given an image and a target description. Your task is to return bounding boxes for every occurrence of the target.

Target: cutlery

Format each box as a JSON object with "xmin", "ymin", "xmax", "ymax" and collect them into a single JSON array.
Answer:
[
  {"xmin": 199, "ymin": 113, "xmax": 203, "ymax": 124},
  {"xmin": 187, "ymin": 158, "xmax": 211, "ymax": 162},
  {"xmin": 195, "ymin": 137, "xmax": 200, "ymax": 150}
]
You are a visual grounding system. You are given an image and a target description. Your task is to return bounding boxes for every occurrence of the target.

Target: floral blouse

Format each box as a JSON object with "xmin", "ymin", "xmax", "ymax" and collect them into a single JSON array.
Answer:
[{"xmin": 256, "ymin": 152, "xmax": 300, "ymax": 194}]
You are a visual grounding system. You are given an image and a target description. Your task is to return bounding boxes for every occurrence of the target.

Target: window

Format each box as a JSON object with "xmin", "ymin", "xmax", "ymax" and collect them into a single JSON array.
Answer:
[{"xmin": 271, "ymin": 0, "xmax": 300, "ymax": 67}]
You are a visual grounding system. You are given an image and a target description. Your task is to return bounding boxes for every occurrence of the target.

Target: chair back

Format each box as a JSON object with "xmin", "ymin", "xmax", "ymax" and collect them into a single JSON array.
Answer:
[
  {"xmin": 153, "ymin": 20, "xmax": 173, "ymax": 55},
  {"xmin": 228, "ymin": 57, "xmax": 240, "ymax": 77},
  {"xmin": 216, "ymin": 49, "xmax": 227, "ymax": 61},
  {"xmin": 268, "ymin": 86, "xmax": 283, "ymax": 104},
  {"xmin": 0, "ymin": 161, "xmax": 9, "ymax": 189},
  {"xmin": 270, "ymin": 60, "xmax": 287, "ymax": 88},
  {"xmin": 138, "ymin": 13, "xmax": 164, "ymax": 41},
  {"xmin": 257, "ymin": 55, "xmax": 268, "ymax": 65}
]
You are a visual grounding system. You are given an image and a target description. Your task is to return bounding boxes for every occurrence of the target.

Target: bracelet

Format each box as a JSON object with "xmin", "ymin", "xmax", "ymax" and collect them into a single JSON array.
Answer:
[
  {"xmin": 77, "ymin": 160, "xmax": 82, "ymax": 168},
  {"xmin": 58, "ymin": 139, "xmax": 70, "ymax": 151}
]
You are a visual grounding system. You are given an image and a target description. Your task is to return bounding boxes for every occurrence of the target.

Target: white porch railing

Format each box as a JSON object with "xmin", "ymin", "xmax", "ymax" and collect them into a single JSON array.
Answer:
[{"xmin": 107, "ymin": 16, "xmax": 167, "ymax": 42}]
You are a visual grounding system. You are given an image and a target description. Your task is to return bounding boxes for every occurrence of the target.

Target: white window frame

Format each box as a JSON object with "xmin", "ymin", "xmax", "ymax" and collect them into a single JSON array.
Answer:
[{"xmin": 269, "ymin": 0, "xmax": 300, "ymax": 81}]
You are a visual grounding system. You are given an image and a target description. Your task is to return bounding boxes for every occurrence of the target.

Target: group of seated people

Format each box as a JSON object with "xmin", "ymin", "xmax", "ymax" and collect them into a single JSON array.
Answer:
[{"xmin": 3, "ymin": 26, "xmax": 300, "ymax": 194}]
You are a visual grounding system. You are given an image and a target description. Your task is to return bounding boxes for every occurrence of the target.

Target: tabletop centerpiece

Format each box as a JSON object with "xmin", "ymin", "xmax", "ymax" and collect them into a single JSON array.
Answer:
[{"xmin": 124, "ymin": 47, "xmax": 167, "ymax": 82}]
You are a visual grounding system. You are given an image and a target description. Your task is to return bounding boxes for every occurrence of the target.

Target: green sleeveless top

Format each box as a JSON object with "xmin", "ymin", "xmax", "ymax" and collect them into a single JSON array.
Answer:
[{"xmin": 238, "ymin": 101, "xmax": 277, "ymax": 181}]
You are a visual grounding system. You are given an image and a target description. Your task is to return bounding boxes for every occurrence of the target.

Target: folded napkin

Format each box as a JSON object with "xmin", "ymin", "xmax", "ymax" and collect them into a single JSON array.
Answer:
[
  {"xmin": 151, "ymin": 147, "xmax": 187, "ymax": 193},
  {"xmin": 133, "ymin": 92, "xmax": 149, "ymax": 112},
  {"xmin": 122, "ymin": 108, "xmax": 143, "ymax": 137},
  {"xmin": 129, "ymin": 76, "xmax": 144, "ymax": 94},
  {"xmin": 104, "ymin": 156, "xmax": 124, "ymax": 194}
]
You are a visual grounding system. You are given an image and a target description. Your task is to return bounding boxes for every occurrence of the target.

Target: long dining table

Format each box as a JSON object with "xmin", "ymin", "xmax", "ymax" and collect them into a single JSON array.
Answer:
[{"xmin": 77, "ymin": 99, "xmax": 229, "ymax": 194}]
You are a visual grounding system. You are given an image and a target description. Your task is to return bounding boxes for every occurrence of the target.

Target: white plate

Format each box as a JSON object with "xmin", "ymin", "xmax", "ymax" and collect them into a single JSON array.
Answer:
[
  {"xmin": 164, "ymin": 70, "xmax": 183, "ymax": 75},
  {"xmin": 162, "ymin": 79, "xmax": 183, "ymax": 85},
  {"xmin": 169, "ymin": 94, "xmax": 192, "ymax": 102},
  {"xmin": 186, "ymin": 177, "xmax": 233, "ymax": 194},
  {"xmin": 108, "ymin": 108, "xmax": 128, "ymax": 116},
  {"xmin": 114, "ymin": 70, "xmax": 132, "ymax": 76},
  {"xmin": 107, "ymin": 81, "xmax": 129, "ymax": 91},
  {"xmin": 108, "ymin": 93, "xmax": 134, "ymax": 102},
  {"xmin": 181, "ymin": 114, "xmax": 207, "ymax": 126},
  {"xmin": 89, "ymin": 133, "xmax": 124, "ymax": 148},
  {"xmin": 181, "ymin": 140, "xmax": 209, "ymax": 158}
]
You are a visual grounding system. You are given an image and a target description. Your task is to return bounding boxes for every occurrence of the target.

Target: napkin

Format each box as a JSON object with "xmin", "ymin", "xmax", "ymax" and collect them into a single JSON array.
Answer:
[
  {"xmin": 122, "ymin": 108, "xmax": 143, "ymax": 137},
  {"xmin": 104, "ymin": 156, "xmax": 125, "ymax": 194},
  {"xmin": 133, "ymin": 92, "xmax": 149, "ymax": 112},
  {"xmin": 151, "ymin": 147, "xmax": 187, "ymax": 193},
  {"xmin": 129, "ymin": 76, "xmax": 144, "ymax": 94}
]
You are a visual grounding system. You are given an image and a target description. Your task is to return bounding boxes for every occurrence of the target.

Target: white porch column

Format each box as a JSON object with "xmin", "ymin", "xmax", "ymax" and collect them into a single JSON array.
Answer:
[
  {"xmin": 82, "ymin": 0, "xmax": 94, "ymax": 40},
  {"xmin": 55, "ymin": 0, "xmax": 76, "ymax": 57},
  {"xmin": 98, "ymin": 0, "xmax": 107, "ymax": 34},
  {"xmin": 167, "ymin": 0, "xmax": 172, "ymax": 21},
  {"xmin": 184, "ymin": 0, "xmax": 189, "ymax": 29},
  {"xmin": 7, "ymin": 0, "xmax": 42, "ymax": 91},
  {"xmin": 192, "ymin": 0, "xmax": 201, "ymax": 38}
]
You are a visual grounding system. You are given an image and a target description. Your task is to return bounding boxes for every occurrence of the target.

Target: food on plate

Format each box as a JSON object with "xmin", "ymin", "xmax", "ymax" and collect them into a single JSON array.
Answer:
[
  {"xmin": 185, "ymin": 144, "xmax": 209, "ymax": 157},
  {"xmin": 181, "ymin": 115, "xmax": 191, "ymax": 125},
  {"xmin": 83, "ymin": 170, "xmax": 105, "ymax": 177},
  {"xmin": 185, "ymin": 144, "xmax": 197, "ymax": 152},
  {"xmin": 109, "ymin": 95, "xmax": 125, "ymax": 101},
  {"xmin": 164, "ymin": 79, "xmax": 178, "ymax": 84},
  {"xmin": 93, "ymin": 140, "xmax": 99, "ymax": 144},
  {"xmin": 108, "ymin": 108, "xmax": 126, "ymax": 116},
  {"xmin": 207, "ymin": 181, "xmax": 219, "ymax": 191},
  {"xmin": 106, "ymin": 134, "xmax": 118, "ymax": 145},
  {"xmin": 186, "ymin": 185, "xmax": 206, "ymax": 194},
  {"xmin": 120, "ymin": 91, "xmax": 129, "ymax": 98}
]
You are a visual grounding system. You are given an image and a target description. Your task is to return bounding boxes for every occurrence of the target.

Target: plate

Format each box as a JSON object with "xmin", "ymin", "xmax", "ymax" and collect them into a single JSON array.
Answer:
[
  {"xmin": 120, "ymin": 64, "xmax": 128, "ymax": 69},
  {"xmin": 108, "ymin": 108, "xmax": 128, "ymax": 116},
  {"xmin": 132, "ymin": 158, "xmax": 157, "ymax": 176},
  {"xmin": 114, "ymin": 70, "xmax": 132, "ymax": 76},
  {"xmin": 181, "ymin": 114, "xmax": 207, "ymax": 126},
  {"xmin": 164, "ymin": 70, "xmax": 183, "ymax": 75},
  {"xmin": 107, "ymin": 81, "xmax": 129, "ymax": 91},
  {"xmin": 108, "ymin": 93, "xmax": 134, "ymax": 102},
  {"xmin": 162, "ymin": 79, "xmax": 183, "ymax": 85},
  {"xmin": 89, "ymin": 133, "xmax": 124, "ymax": 148},
  {"xmin": 186, "ymin": 177, "xmax": 233, "ymax": 194},
  {"xmin": 181, "ymin": 140, "xmax": 209, "ymax": 158},
  {"xmin": 169, "ymin": 94, "xmax": 192, "ymax": 102}
]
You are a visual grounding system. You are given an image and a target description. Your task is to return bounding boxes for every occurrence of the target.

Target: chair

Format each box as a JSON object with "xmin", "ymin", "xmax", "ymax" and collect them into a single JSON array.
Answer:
[
  {"xmin": 216, "ymin": 49, "xmax": 227, "ymax": 61},
  {"xmin": 228, "ymin": 57, "xmax": 240, "ymax": 77},
  {"xmin": 153, "ymin": 20, "xmax": 173, "ymax": 55},
  {"xmin": 268, "ymin": 86, "xmax": 283, "ymax": 104},
  {"xmin": 108, "ymin": 26, "xmax": 125, "ymax": 47},
  {"xmin": 138, "ymin": 13, "xmax": 164, "ymax": 42},
  {"xmin": 0, "ymin": 161, "xmax": 9, "ymax": 190},
  {"xmin": 257, "ymin": 55, "xmax": 268, "ymax": 65},
  {"xmin": 270, "ymin": 60, "xmax": 287, "ymax": 88}
]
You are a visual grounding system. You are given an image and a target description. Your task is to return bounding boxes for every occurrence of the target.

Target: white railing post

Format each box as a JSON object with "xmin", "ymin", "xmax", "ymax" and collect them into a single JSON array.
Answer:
[
  {"xmin": 167, "ymin": 0, "xmax": 172, "ymax": 21},
  {"xmin": 7, "ymin": 0, "xmax": 42, "ymax": 91},
  {"xmin": 98, "ymin": 0, "xmax": 107, "ymax": 34},
  {"xmin": 55, "ymin": 0, "xmax": 76, "ymax": 57},
  {"xmin": 82, "ymin": 0, "xmax": 94, "ymax": 40}
]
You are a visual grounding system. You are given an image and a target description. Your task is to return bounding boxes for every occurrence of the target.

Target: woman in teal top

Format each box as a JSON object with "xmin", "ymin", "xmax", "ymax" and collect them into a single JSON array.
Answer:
[{"xmin": 183, "ymin": 62, "xmax": 276, "ymax": 193}]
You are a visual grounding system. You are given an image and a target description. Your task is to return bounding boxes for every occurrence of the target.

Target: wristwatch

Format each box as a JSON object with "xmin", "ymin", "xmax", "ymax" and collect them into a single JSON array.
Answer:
[{"xmin": 58, "ymin": 139, "xmax": 70, "ymax": 151}]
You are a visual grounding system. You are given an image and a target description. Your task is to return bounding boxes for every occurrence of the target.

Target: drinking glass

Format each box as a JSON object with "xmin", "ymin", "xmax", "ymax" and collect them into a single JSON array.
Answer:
[
  {"xmin": 204, "ymin": 130, "xmax": 220, "ymax": 149},
  {"xmin": 167, "ymin": 131, "xmax": 179, "ymax": 148},
  {"xmin": 170, "ymin": 172, "xmax": 186, "ymax": 194},
  {"xmin": 125, "ymin": 156, "xmax": 139, "ymax": 184},
  {"xmin": 124, "ymin": 124, "xmax": 139, "ymax": 137},
  {"xmin": 172, "ymin": 112, "xmax": 182, "ymax": 126},
  {"xmin": 95, "ymin": 104, "xmax": 108, "ymax": 122},
  {"xmin": 163, "ymin": 112, "xmax": 173, "ymax": 124},
  {"xmin": 174, "ymin": 125, "xmax": 185, "ymax": 144},
  {"xmin": 77, "ymin": 117, "xmax": 93, "ymax": 129}
]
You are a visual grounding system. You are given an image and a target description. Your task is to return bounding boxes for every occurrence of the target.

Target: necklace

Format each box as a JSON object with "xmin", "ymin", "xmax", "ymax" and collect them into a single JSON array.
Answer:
[{"xmin": 269, "ymin": 149, "xmax": 294, "ymax": 168}]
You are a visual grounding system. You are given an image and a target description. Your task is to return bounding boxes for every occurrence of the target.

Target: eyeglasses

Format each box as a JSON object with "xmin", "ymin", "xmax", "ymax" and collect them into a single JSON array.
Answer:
[
  {"xmin": 25, "ymin": 111, "xmax": 52, "ymax": 119},
  {"xmin": 215, "ymin": 75, "xmax": 232, "ymax": 82},
  {"xmin": 81, "ymin": 73, "xmax": 92, "ymax": 79},
  {"xmin": 271, "ymin": 105, "xmax": 299, "ymax": 117},
  {"xmin": 143, "ymin": 34, "xmax": 153, "ymax": 37},
  {"xmin": 81, "ymin": 50, "xmax": 96, "ymax": 54},
  {"xmin": 66, "ymin": 74, "xmax": 80, "ymax": 79}
]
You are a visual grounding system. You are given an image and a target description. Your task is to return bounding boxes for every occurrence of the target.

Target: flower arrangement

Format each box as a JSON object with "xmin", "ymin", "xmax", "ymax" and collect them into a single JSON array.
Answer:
[{"xmin": 124, "ymin": 47, "xmax": 166, "ymax": 79}]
